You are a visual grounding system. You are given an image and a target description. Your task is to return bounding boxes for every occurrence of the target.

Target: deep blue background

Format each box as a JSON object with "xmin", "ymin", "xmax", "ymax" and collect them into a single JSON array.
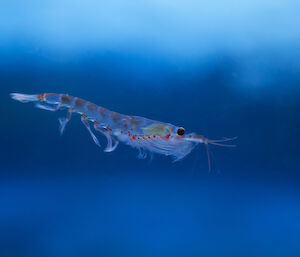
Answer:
[{"xmin": 1, "ymin": 1, "xmax": 300, "ymax": 256}]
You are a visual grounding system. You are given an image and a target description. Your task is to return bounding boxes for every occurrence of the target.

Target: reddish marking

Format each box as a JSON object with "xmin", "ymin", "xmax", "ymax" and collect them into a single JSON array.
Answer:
[
  {"xmin": 61, "ymin": 94, "xmax": 71, "ymax": 104},
  {"xmin": 44, "ymin": 93, "xmax": 55, "ymax": 97},
  {"xmin": 87, "ymin": 102, "xmax": 97, "ymax": 111},
  {"xmin": 99, "ymin": 107, "xmax": 107, "ymax": 117},
  {"xmin": 38, "ymin": 94, "xmax": 45, "ymax": 100},
  {"xmin": 129, "ymin": 116, "xmax": 142, "ymax": 126},
  {"xmin": 112, "ymin": 112, "xmax": 121, "ymax": 123},
  {"xmin": 163, "ymin": 134, "xmax": 171, "ymax": 139},
  {"xmin": 131, "ymin": 136, "xmax": 136, "ymax": 141},
  {"xmin": 75, "ymin": 98, "xmax": 85, "ymax": 107},
  {"xmin": 153, "ymin": 135, "xmax": 156, "ymax": 138}
]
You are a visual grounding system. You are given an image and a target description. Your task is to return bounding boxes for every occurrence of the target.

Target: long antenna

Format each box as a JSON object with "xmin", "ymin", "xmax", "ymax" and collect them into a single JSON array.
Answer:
[
  {"xmin": 207, "ymin": 137, "xmax": 237, "ymax": 147},
  {"xmin": 204, "ymin": 136, "xmax": 237, "ymax": 171},
  {"xmin": 205, "ymin": 142, "xmax": 211, "ymax": 172}
]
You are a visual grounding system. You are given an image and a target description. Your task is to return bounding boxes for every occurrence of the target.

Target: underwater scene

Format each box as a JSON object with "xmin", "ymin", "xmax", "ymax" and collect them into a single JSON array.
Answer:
[{"xmin": 1, "ymin": 1, "xmax": 300, "ymax": 256}]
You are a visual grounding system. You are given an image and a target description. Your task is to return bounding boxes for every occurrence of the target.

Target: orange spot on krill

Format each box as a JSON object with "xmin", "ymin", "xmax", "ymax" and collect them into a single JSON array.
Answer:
[{"xmin": 38, "ymin": 94, "xmax": 45, "ymax": 100}]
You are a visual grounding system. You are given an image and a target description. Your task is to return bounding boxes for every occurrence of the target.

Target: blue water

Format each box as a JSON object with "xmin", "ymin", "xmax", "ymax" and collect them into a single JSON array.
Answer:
[{"xmin": 1, "ymin": 1, "xmax": 300, "ymax": 256}]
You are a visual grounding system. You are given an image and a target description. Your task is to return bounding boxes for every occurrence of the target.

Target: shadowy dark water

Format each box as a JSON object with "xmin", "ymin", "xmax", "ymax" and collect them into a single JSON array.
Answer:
[{"xmin": 1, "ymin": 1, "xmax": 300, "ymax": 256}]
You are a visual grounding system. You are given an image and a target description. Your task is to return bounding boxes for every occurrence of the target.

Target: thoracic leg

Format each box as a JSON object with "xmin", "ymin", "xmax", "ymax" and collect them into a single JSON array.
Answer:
[
  {"xmin": 58, "ymin": 108, "xmax": 73, "ymax": 135},
  {"xmin": 81, "ymin": 115, "xmax": 101, "ymax": 147},
  {"xmin": 36, "ymin": 102, "xmax": 60, "ymax": 112},
  {"xmin": 94, "ymin": 125, "xmax": 119, "ymax": 152}
]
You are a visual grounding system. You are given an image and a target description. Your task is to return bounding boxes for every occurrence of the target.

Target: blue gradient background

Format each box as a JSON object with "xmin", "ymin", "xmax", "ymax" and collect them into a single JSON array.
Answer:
[{"xmin": 1, "ymin": 1, "xmax": 300, "ymax": 256}]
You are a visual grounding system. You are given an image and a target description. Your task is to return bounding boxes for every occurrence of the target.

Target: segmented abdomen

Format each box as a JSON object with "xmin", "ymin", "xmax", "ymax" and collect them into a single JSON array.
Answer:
[{"xmin": 42, "ymin": 93, "xmax": 151, "ymax": 132}]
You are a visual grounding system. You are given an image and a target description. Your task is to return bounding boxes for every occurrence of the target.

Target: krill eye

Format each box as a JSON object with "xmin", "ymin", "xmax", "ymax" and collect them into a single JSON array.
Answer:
[{"xmin": 177, "ymin": 127, "xmax": 185, "ymax": 136}]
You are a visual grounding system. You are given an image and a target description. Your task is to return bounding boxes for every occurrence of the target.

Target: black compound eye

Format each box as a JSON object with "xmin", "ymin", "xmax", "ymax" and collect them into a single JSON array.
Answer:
[{"xmin": 177, "ymin": 127, "xmax": 185, "ymax": 136}]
